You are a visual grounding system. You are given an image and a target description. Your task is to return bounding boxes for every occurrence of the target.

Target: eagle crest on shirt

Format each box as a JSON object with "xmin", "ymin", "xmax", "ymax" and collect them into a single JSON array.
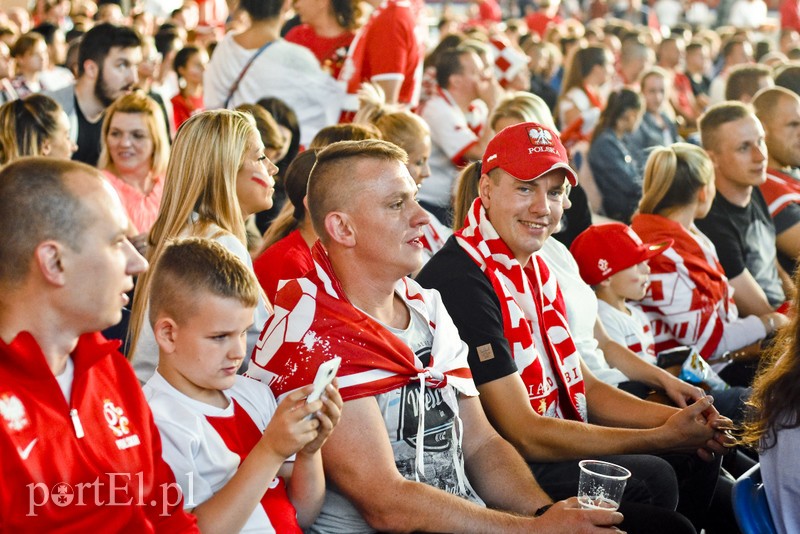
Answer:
[{"xmin": 0, "ymin": 394, "xmax": 29, "ymax": 432}]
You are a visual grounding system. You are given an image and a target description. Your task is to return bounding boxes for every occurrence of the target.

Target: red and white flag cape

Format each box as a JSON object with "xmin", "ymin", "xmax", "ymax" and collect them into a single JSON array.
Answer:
[{"xmin": 247, "ymin": 242, "xmax": 478, "ymax": 481}]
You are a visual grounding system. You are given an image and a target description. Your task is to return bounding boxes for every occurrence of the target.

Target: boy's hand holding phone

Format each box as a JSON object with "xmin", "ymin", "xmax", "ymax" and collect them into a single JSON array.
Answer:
[
  {"xmin": 259, "ymin": 385, "xmax": 324, "ymax": 461},
  {"xmin": 302, "ymin": 379, "xmax": 343, "ymax": 454}
]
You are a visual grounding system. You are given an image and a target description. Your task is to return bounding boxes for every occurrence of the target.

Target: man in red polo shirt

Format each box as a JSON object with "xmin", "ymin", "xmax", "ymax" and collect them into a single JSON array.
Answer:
[{"xmin": 0, "ymin": 158, "xmax": 198, "ymax": 532}]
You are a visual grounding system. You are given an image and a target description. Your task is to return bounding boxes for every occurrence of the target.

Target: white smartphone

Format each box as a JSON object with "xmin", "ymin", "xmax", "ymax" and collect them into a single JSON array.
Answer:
[{"xmin": 306, "ymin": 356, "xmax": 341, "ymax": 405}]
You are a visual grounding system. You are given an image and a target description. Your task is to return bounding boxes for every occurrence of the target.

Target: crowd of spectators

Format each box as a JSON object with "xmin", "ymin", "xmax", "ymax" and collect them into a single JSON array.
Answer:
[{"xmin": 4, "ymin": 0, "xmax": 800, "ymax": 531}]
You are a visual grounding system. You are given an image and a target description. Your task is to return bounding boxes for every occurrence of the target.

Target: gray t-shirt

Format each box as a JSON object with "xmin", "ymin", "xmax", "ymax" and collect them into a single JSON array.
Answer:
[{"xmin": 309, "ymin": 305, "xmax": 483, "ymax": 533}]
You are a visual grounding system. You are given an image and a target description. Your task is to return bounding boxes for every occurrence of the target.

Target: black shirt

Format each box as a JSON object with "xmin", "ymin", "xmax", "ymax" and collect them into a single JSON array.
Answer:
[
  {"xmin": 688, "ymin": 72, "xmax": 711, "ymax": 97},
  {"xmin": 416, "ymin": 237, "xmax": 518, "ymax": 386},
  {"xmin": 72, "ymin": 95, "xmax": 103, "ymax": 167},
  {"xmin": 694, "ymin": 187, "xmax": 784, "ymax": 307}
]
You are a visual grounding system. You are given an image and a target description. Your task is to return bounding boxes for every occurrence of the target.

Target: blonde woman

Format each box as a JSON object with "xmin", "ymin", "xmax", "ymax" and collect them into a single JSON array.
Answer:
[
  {"xmin": 355, "ymin": 83, "xmax": 451, "ymax": 265},
  {"xmin": 98, "ymin": 91, "xmax": 170, "ymax": 236},
  {"xmin": 129, "ymin": 109, "xmax": 278, "ymax": 383},
  {"xmin": 631, "ymin": 143, "xmax": 786, "ymax": 388},
  {"xmin": 490, "ymin": 91, "xmax": 558, "ymax": 133}
]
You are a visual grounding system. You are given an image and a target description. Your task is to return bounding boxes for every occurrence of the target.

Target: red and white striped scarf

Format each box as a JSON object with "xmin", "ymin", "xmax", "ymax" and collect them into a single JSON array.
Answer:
[
  {"xmin": 247, "ymin": 241, "xmax": 478, "ymax": 480},
  {"xmin": 455, "ymin": 199, "xmax": 587, "ymax": 421}
]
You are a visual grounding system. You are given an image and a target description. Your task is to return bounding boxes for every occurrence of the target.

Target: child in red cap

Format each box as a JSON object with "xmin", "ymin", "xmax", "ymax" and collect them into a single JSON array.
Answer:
[
  {"xmin": 571, "ymin": 223, "xmax": 753, "ymax": 429},
  {"xmin": 570, "ymin": 223, "xmax": 673, "ymax": 374}
]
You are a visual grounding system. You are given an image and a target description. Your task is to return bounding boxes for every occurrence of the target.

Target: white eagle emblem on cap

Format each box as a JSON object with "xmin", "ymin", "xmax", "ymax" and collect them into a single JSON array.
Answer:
[
  {"xmin": 598, "ymin": 258, "xmax": 611, "ymax": 276},
  {"xmin": 529, "ymin": 127, "xmax": 553, "ymax": 146}
]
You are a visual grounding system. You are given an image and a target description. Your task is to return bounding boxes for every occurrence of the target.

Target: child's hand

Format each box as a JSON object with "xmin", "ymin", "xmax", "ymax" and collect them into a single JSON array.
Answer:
[
  {"xmin": 258, "ymin": 385, "xmax": 322, "ymax": 460},
  {"xmin": 301, "ymin": 379, "xmax": 343, "ymax": 454}
]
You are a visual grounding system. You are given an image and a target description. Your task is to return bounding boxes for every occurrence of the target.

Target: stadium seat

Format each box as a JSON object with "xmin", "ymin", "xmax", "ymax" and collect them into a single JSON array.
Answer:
[{"xmin": 732, "ymin": 464, "xmax": 778, "ymax": 534}]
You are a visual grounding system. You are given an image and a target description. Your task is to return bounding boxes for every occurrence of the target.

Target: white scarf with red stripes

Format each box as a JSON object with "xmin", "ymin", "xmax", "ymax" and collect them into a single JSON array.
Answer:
[
  {"xmin": 248, "ymin": 242, "xmax": 478, "ymax": 482},
  {"xmin": 455, "ymin": 199, "xmax": 587, "ymax": 421}
]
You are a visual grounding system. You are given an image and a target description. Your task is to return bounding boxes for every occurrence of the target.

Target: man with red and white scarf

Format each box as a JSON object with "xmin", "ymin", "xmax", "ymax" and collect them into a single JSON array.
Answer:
[
  {"xmin": 417, "ymin": 122, "xmax": 738, "ymax": 533},
  {"xmin": 247, "ymin": 140, "xmax": 622, "ymax": 533}
]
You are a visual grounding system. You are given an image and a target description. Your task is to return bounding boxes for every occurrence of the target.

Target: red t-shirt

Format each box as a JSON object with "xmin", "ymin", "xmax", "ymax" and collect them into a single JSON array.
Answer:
[
  {"xmin": 761, "ymin": 168, "xmax": 800, "ymax": 218},
  {"xmin": 478, "ymin": 0, "xmax": 503, "ymax": 22},
  {"xmin": 340, "ymin": 0, "xmax": 421, "ymax": 110},
  {"xmin": 525, "ymin": 12, "xmax": 562, "ymax": 37},
  {"xmin": 781, "ymin": 0, "xmax": 800, "ymax": 30},
  {"xmin": 171, "ymin": 93, "xmax": 204, "ymax": 130},
  {"xmin": 285, "ymin": 25, "xmax": 355, "ymax": 79},
  {"xmin": 205, "ymin": 400, "xmax": 301, "ymax": 532},
  {"xmin": 672, "ymin": 72, "xmax": 697, "ymax": 121},
  {"xmin": 253, "ymin": 229, "xmax": 314, "ymax": 304}
]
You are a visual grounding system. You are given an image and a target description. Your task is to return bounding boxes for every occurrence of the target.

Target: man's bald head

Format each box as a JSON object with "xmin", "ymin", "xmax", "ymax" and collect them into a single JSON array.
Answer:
[
  {"xmin": 753, "ymin": 86, "xmax": 800, "ymax": 124},
  {"xmin": 0, "ymin": 158, "xmax": 102, "ymax": 283},
  {"xmin": 307, "ymin": 140, "xmax": 408, "ymax": 243}
]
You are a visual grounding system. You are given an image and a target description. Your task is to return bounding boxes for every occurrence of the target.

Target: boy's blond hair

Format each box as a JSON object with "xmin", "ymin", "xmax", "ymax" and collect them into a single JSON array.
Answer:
[{"xmin": 148, "ymin": 237, "xmax": 260, "ymax": 327}]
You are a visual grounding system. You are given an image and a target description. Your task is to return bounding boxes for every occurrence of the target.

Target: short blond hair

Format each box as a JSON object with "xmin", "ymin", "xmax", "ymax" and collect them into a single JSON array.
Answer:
[
  {"xmin": 699, "ymin": 101, "xmax": 753, "ymax": 152},
  {"xmin": 307, "ymin": 140, "xmax": 407, "ymax": 240},
  {"xmin": 354, "ymin": 83, "xmax": 429, "ymax": 152},
  {"xmin": 149, "ymin": 237, "xmax": 259, "ymax": 327}
]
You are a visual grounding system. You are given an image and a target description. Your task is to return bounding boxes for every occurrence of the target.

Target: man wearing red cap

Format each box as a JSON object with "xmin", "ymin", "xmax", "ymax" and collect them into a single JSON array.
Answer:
[{"xmin": 417, "ymin": 122, "xmax": 736, "ymax": 533}]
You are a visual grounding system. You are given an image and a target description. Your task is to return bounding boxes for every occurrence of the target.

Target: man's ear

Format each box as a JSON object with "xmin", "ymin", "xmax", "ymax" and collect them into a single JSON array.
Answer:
[
  {"xmin": 324, "ymin": 211, "xmax": 356, "ymax": 248},
  {"xmin": 82, "ymin": 58, "xmax": 99, "ymax": 80},
  {"xmin": 697, "ymin": 184, "xmax": 708, "ymax": 204},
  {"xmin": 478, "ymin": 173, "xmax": 493, "ymax": 209},
  {"xmin": 704, "ymin": 148, "xmax": 719, "ymax": 170},
  {"xmin": 40, "ymin": 138, "xmax": 53, "ymax": 156},
  {"xmin": 153, "ymin": 317, "xmax": 179, "ymax": 354},
  {"xmin": 34, "ymin": 241, "xmax": 66, "ymax": 286}
]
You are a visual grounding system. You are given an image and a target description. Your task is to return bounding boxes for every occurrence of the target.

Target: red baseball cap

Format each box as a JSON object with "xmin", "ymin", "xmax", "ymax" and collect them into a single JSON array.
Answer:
[
  {"xmin": 482, "ymin": 122, "xmax": 578, "ymax": 185},
  {"xmin": 569, "ymin": 223, "xmax": 673, "ymax": 286}
]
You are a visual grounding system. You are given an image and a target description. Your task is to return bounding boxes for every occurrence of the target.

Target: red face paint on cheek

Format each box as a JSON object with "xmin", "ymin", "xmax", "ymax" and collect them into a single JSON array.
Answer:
[{"xmin": 251, "ymin": 176, "xmax": 269, "ymax": 188}]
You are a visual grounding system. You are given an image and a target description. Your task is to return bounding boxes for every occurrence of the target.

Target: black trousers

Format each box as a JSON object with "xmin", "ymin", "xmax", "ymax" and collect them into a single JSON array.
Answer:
[{"xmin": 529, "ymin": 452, "xmax": 736, "ymax": 533}]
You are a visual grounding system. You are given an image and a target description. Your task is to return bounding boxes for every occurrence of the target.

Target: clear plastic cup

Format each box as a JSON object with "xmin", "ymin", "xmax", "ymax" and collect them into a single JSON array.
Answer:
[{"xmin": 577, "ymin": 459, "xmax": 631, "ymax": 510}]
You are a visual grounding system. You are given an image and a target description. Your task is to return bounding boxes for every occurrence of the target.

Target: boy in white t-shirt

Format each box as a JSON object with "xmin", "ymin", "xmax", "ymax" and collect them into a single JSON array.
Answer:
[
  {"xmin": 570, "ymin": 223, "xmax": 750, "ymax": 425},
  {"xmin": 143, "ymin": 237, "xmax": 342, "ymax": 533},
  {"xmin": 570, "ymin": 223, "xmax": 673, "ymax": 396}
]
